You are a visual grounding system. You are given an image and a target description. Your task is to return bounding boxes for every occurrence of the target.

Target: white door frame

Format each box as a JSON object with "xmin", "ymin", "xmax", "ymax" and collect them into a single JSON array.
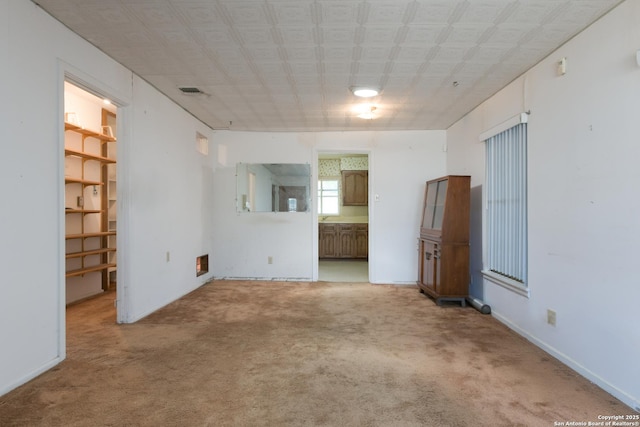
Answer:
[{"xmin": 312, "ymin": 149, "xmax": 374, "ymax": 283}]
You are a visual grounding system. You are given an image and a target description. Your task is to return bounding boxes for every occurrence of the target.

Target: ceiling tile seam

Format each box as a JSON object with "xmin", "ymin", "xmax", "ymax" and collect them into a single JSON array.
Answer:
[
  {"xmin": 263, "ymin": 1, "xmax": 279, "ymax": 27},
  {"xmin": 356, "ymin": 2, "xmax": 370, "ymax": 26},
  {"xmin": 193, "ymin": 47, "xmax": 270, "ymax": 128},
  {"xmin": 394, "ymin": 25, "xmax": 410, "ymax": 45},
  {"xmin": 435, "ymin": 25, "xmax": 453, "ymax": 44},
  {"xmin": 401, "ymin": 1, "xmax": 419, "ymax": 25},
  {"xmin": 311, "ymin": 4, "xmax": 337, "ymax": 126},
  {"xmin": 275, "ymin": 28, "xmax": 320, "ymax": 112},
  {"xmin": 310, "ymin": 2, "xmax": 322, "ymax": 26},
  {"xmin": 494, "ymin": 2, "xmax": 519, "ymax": 25},
  {"xmin": 214, "ymin": 1, "xmax": 246, "ymax": 47},
  {"xmin": 543, "ymin": 2, "xmax": 573, "ymax": 26},
  {"xmin": 278, "ymin": 59, "xmax": 310, "ymax": 127},
  {"xmin": 242, "ymin": 59, "xmax": 288, "ymax": 127},
  {"xmin": 199, "ymin": 2, "xmax": 284, "ymax": 128},
  {"xmin": 448, "ymin": 2, "xmax": 469, "ymax": 25}
]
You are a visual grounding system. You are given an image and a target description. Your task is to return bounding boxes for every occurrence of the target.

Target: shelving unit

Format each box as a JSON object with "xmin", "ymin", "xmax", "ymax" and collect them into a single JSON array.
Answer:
[
  {"xmin": 102, "ymin": 109, "xmax": 117, "ymax": 286},
  {"xmin": 64, "ymin": 118, "xmax": 117, "ymax": 291}
]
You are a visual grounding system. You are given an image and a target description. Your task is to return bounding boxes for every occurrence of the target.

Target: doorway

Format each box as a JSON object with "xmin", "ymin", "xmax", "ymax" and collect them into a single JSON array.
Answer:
[
  {"xmin": 317, "ymin": 153, "xmax": 369, "ymax": 282},
  {"xmin": 63, "ymin": 81, "xmax": 118, "ymax": 306}
]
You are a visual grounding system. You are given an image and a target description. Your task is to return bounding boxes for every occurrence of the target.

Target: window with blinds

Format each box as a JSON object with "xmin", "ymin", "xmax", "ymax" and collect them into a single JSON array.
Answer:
[{"xmin": 484, "ymin": 122, "xmax": 528, "ymax": 293}]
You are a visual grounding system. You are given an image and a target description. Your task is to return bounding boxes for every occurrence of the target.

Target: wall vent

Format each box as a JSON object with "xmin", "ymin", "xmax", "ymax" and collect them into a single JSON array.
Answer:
[
  {"xmin": 196, "ymin": 255, "xmax": 209, "ymax": 277},
  {"xmin": 179, "ymin": 86, "xmax": 203, "ymax": 94}
]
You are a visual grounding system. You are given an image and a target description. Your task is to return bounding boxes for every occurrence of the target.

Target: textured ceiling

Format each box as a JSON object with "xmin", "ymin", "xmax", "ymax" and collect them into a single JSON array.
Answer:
[{"xmin": 34, "ymin": 0, "xmax": 622, "ymax": 131}]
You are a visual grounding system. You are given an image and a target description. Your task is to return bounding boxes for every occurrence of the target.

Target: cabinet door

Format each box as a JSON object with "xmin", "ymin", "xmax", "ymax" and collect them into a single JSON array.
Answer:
[
  {"xmin": 420, "ymin": 240, "xmax": 439, "ymax": 292},
  {"xmin": 355, "ymin": 225, "xmax": 368, "ymax": 258},
  {"xmin": 432, "ymin": 180, "xmax": 448, "ymax": 230},
  {"xmin": 319, "ymin": 224, "xmax": 338, "ymax": 258},
  {"xmin": 338, "ymin": 225, "xmax": 356, "ymax": 258},
  {"xmin": 342, "ymin": 171, "xmax": 368, "ymax": 206},
  {"xmin": 422, "ymin": 181, "xmax": 438, "ymax": 229}
]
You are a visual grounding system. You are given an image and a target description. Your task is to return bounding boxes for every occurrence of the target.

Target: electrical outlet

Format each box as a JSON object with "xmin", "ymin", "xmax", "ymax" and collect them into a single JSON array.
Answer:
[
  {"xmin": 268, "ymin": 256, "xmax": 273, "ymax": 264},
  {"xmin": 547, "ymin": 309, "xmax": 556, "ymax": 327}
]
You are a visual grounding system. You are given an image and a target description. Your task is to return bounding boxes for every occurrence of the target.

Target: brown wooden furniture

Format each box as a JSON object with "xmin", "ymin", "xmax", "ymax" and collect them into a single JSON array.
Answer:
[
  {"xmin": 342, "ymin": 170, "xmax": 368, "ymax": 206},
  {"xmin": 101, "ymin": 109, "xmax": 117, "ymax": 288},
  {"xmin": 319, "ymin": 224, "xmax": 338, "ymax": 258},
  {"xmin": 319, "ymin": 223, "xmax": 368, "ymax": 259},
  {"xmin": 418, "ymin": 175, "xmax": 470, "ymax": 306},
  {"xmin": 64, "ymin": 121, "xmax": 117, "ymax": 289}
]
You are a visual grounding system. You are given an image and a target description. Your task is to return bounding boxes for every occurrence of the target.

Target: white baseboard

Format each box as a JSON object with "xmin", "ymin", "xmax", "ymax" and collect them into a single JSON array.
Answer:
[
  {"xmin": 491, "ymin": 310, "xmax": 640, "ymax": 412},
  {"xmin": 0, "ymin": 357, "xmax": 62, "ymax": 398}
]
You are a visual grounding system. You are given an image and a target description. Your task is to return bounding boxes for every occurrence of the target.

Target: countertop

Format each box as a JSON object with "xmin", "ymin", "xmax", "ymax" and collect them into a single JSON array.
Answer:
[{"xmin": 319, "ymin": 216, "xmax": 368, "ymax": 224}]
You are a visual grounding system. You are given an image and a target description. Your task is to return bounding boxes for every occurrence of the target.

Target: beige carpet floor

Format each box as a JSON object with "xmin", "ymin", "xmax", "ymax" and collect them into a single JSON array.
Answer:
[{"xmin": 0, "ymin": 280, "xmax": 634, "ymax": 426}]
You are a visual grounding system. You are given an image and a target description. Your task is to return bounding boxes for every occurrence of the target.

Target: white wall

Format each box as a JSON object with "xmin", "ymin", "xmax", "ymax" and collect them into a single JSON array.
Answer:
[
  {"xmin": 446, "ymin": 0, "xmax": 640, "ymax": 410},
  {"xmin": 211, "ymin": 130, "xmax": 446, "ymax": 283},
  {"xmin": 122, "ymin": 75, "xmax": 215, "ymax": 322},
  {"xmin": 0, "ymin": 0, "xmax": 214, "ymax": 396}
]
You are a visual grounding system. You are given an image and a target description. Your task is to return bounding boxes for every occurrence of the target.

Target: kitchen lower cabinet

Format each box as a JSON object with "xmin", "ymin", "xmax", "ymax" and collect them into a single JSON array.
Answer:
[
  {"xmin": 319, "ymin": 223, "xmax": 368, "ymax": 259},
  {"xmin": 319, "ymin": 224, "xmax": 338, "ymax": 258},
  {"xmin": 355, "ymin": 225, "xmax": 368, "ymax": 258}
]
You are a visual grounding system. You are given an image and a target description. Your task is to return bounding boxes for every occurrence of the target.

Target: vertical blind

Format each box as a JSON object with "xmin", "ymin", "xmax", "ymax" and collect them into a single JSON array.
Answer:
[{"xmin": 485, "ymin": 123, "xmax": 527, "ymax": 284}]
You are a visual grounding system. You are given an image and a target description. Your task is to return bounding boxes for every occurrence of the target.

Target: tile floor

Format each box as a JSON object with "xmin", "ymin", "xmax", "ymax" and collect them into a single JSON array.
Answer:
[{"xmin": 318, "ymin": 260, "xmax": 369, "ymax": 282}]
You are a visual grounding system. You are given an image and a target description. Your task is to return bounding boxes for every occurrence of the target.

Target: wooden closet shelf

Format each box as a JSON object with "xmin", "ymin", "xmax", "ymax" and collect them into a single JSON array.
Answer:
[
  {"xmin": 65, "ymin": 122, "xmax": 116, "ymax": 142},
  {"xmin": 66, "ymin": 263, "xmax": 117, "ymax": 277},
  {"xmin": 66, "ymin": 231, "xmax": 116, "ymax": 240},
  {"xmin": 65, "ymin": 148, "xmax": 115, "ymax": 164},
  {"xmin": 65, "ymin": 209, "xmax": 103, "ymax": 214},
  {"xmin": 65, "ymin": 177, "xmax": 103, "ymax": 186},
  {"xmin": 66, "ymin": 248, "xmax": 116, "ymax": 259}
]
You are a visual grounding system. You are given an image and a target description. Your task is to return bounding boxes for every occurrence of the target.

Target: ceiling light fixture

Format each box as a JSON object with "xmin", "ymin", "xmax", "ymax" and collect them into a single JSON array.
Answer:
[{"xmin": 351, "ymin": 87, "xmax": 379, "ymax": 98}]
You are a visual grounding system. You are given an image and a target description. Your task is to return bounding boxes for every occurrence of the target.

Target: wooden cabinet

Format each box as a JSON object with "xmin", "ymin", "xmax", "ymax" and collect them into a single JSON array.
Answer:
[
  {"xmin": 418, "ymin": 175, "xmax": 470, "ymax": 306},
  {"xmin": 319, "ymin": 224, "xmax": 338, "ymax": 258},
  {"xmin": 64, "ymin": 121, "xmax": 117, "ymax": 290},
  {"xmin": 338, "ymin": 226, "xmax": 356, "ymax": 258},
  {"xmin": 319, "ymin": 223, "xmax": 368, "ymax": 259},
  {"xmin": 355, "ymin": 224, "xmax": 368, "ymax": 258},
  {"xmin": 342, "ymin": 170, "xmax": 368, "ymax": 206}
]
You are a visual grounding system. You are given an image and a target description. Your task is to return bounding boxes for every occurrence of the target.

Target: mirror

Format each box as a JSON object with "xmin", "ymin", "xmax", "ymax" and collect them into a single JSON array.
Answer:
[{"xmin": 236, "ymin": 163, "xmax": 311, "ymax": 213}]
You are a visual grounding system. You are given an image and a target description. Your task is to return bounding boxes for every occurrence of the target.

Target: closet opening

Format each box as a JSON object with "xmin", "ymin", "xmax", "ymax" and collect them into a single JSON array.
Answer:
[{"xmin": 63, "ymin": 81, "xmax": 118, "ymax": 307}]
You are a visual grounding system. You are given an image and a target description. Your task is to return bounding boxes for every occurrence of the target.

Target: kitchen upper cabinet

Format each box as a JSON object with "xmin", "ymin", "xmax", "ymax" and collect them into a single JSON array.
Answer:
[{"xmin": 342, "ymin": 170, "xmax": 368, "ymax": 206}]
